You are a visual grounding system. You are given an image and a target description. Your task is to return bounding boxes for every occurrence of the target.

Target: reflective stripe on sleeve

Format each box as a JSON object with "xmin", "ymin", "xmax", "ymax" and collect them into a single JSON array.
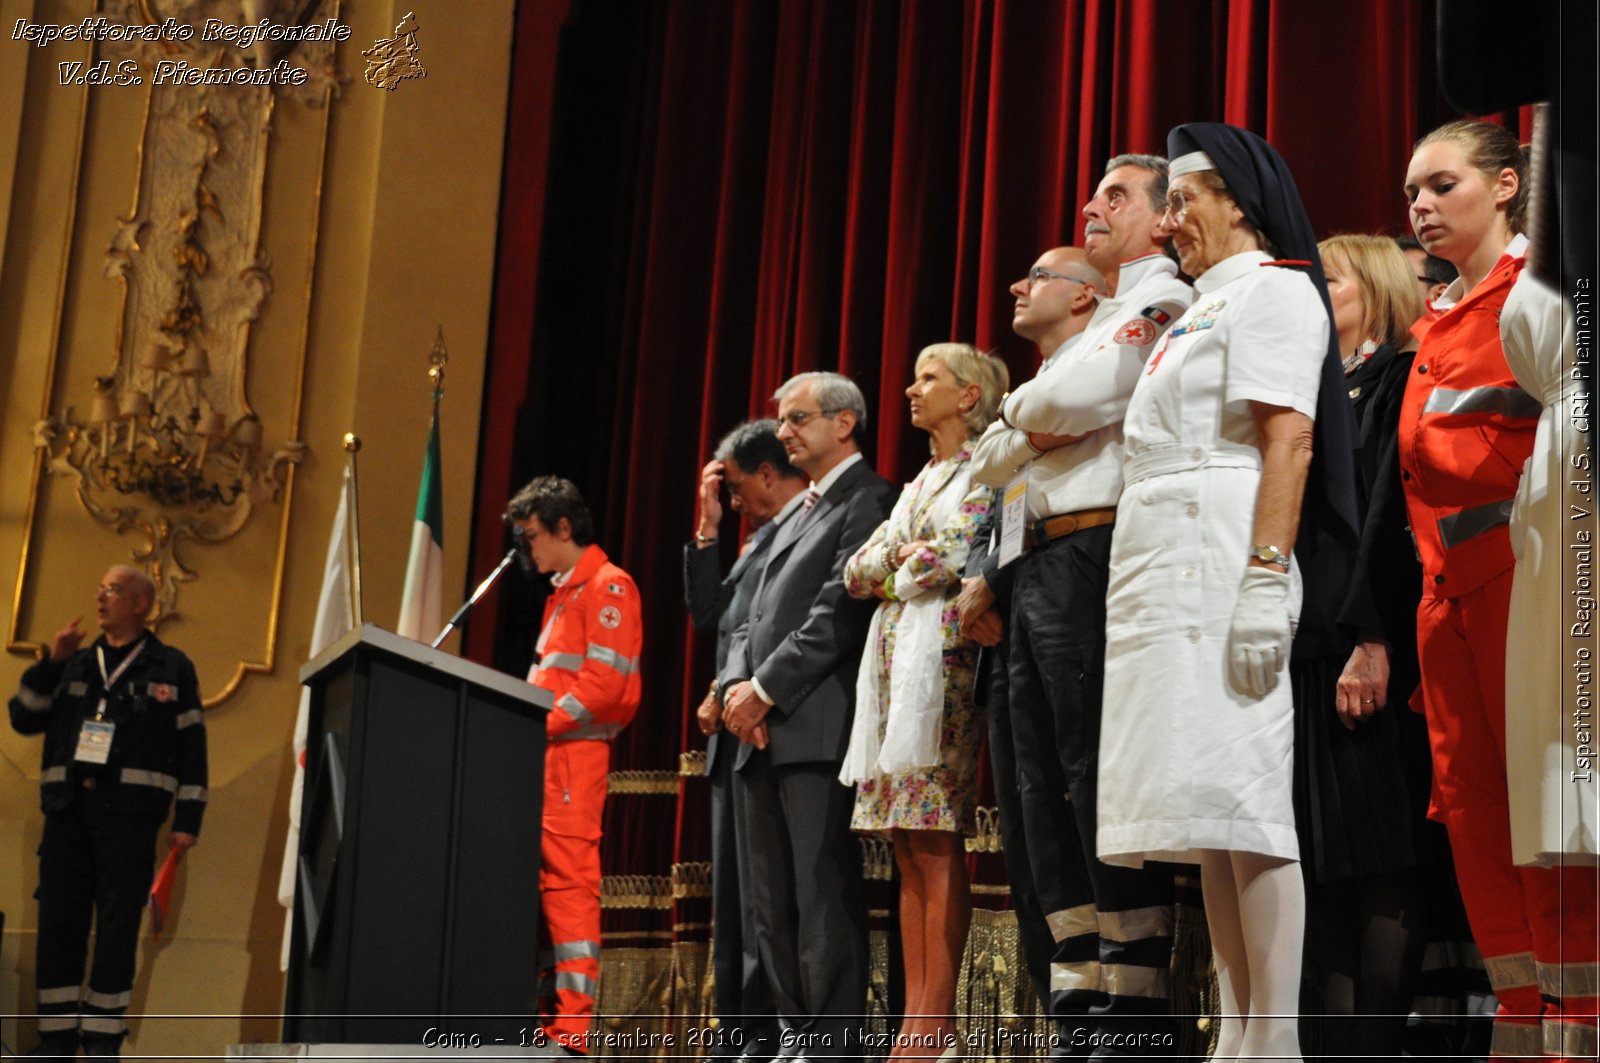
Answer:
[
  {"xmin": 42, "ymin": 765, "xmax": 68, "ymax": 784},
  {"xmin": 540, "ymin": 653, "xmax": 585, "ymax": 673},
  {"xmin": 13, "ymin": 684, "xmax": 52, "ymax": 712},
  {"xmin": 585, "ymin": 643, "xmax": 633, "ymax": 675},
  {"xmin": 119, "ymin": 769, "xmax": 179, "ymax": 793},
  {"xmin": 1437, "ymin": 498, "xmax": 1515, "ymax": 551},
  {"xmin": 554, "ymin": 723, "xmax": 622, "ymax": 742},
  {"xmin": 175, "ymin": 709, "xmax": 203, "ymax": 729},
  {"xmin": 177, "ymin": 785, "xmax": 209, "ymax": 803},
  {"xmin": 557, "ymin": 693, "xmax": 593, "ymax": 725},
  {"xmin": 1422, "ymin": 385, "xmax": 1541, "ymax": 420}
]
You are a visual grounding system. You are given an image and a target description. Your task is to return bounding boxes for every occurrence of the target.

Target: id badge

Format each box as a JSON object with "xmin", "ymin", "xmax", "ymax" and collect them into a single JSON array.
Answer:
[
  {"xmin": 75, "ymin": 719, "xmax": 115, "ymax": 765},
  {"xmin": 997, "ymin": 474, "xmax": 1029, "ymax": 568}
]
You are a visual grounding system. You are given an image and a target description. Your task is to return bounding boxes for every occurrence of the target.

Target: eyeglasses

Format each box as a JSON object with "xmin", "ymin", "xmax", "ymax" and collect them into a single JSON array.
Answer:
[
  {"xmin": 96, "ymin": 583, "xmax": 130, "ymax": 599},
  {"xmin": 1029, "ymin": 266, "xmax": 1094, "ymax": 288},
  {"xmin": 779, "ymin": 408, "xmax": 839, "ymax": 429},
  {"xmin": 1164, "ymin": 184, "xmax": 1226, "ymax": 221}
]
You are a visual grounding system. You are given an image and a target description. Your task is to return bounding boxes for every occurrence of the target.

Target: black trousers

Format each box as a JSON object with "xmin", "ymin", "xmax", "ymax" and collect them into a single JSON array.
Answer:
[
  {"xmin": 737, "ymin": 751, "xmax": 867, "ymax": 1062},
  {"xmin": 984, "ymin": 635, "xmax": 1062, "ymax": 1012},
  {"xmin": 35, "ymin": 796, "xmax": 161, "ymax": 1050},
  {"xmin": 708, "ymin": 743, "xmax": 775, "ymax": 1056},
  {"xmin": 1008, "ymin": 526, "xmax": 1177, "ymax": 1051}
]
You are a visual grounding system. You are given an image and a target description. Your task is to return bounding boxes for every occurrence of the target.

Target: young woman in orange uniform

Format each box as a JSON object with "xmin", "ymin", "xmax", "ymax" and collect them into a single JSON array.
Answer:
[{"xmin": 1400, "ymin": 119, "xmax": 1597, "ymax": 1061}]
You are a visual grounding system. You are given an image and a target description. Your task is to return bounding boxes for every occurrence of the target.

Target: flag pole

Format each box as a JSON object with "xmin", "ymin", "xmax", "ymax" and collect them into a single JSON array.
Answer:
[{"xmin": 342, "ymin": 433, "xmax": 363, "ymax": 625}]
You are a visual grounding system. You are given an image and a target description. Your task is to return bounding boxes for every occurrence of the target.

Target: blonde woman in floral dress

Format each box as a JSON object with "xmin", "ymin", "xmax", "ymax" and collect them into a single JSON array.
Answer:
[{"xmin": 842, "ymin": 342, "xmax": 1007, "ymax": 1060}]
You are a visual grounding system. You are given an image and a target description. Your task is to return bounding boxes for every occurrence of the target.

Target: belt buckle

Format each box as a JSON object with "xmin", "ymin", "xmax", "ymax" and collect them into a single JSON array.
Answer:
[{"xmin": 1057, "ymin": 513, "xmax": 1080, "ymax": 536}]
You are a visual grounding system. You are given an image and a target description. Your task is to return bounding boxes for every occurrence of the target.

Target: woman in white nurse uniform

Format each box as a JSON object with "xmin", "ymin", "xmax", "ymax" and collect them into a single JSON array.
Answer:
[{"xmin": 1098, "ymin": 124, "xmax": 1355, "ymax": 1063}]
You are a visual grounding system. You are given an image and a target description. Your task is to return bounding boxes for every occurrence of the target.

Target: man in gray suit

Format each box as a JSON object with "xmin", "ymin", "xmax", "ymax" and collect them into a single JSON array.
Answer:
[
  {"xmin": 721, "ymin": 372, "xmax": 895, "ymax": 1062},
  {"xmin": 684, "ymin": 419, "xmax": 807, "ymax": 1059}
]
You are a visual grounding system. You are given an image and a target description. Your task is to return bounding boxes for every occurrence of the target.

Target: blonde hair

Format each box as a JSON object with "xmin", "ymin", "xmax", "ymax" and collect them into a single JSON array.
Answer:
[
  {"xmin": 1414, "ymin": 119, "xmax": 1531, "ymax": 235},
  {"xmin": 1318, "ymin": 234, "xmax": 1425, "ymax": 349},
  {"xmin": 915, "ymin": 343, "xmax": 1010, "ymax": 438}
]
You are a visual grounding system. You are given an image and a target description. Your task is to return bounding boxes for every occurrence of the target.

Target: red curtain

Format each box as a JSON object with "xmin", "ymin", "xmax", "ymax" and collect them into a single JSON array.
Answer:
[{"xmin": 468, "ymin": 0, "xmax": 1509, "ymax": 880}]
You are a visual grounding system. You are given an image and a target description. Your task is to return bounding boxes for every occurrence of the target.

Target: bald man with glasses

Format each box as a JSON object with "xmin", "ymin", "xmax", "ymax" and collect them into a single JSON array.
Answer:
[{"xmin": 965, "ymin": 246, "xmax": 1108, "ymax": 1049}]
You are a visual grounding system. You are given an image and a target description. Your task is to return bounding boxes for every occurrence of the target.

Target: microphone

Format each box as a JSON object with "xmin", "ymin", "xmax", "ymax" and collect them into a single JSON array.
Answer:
[{"xmin": 429, "ymin": 530, "xmax": 530, "ymax": 649}]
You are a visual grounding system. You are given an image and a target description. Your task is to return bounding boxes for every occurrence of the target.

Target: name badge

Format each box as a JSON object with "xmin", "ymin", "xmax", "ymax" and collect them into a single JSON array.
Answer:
[
  {"xmin": 998, "ymin": 475, "xmax": 1029, "ymax": 568},
  {"xmin": 75, "ymin": 719, "xmax": 115, "ymax": 765}
]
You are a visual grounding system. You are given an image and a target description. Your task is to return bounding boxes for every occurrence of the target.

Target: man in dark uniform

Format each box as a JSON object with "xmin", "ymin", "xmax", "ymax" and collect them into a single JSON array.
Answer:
[
  {"xmin": 9, "ymin": 565, "xmax": 208, "ymax": 1061},
  {"xmin": 683, "ymin": 418, "xmax": 807, "ymax": 1058},
  {"xmin": 965, "ymin": 245, "xmax": 1106, "ymax": 1050}
]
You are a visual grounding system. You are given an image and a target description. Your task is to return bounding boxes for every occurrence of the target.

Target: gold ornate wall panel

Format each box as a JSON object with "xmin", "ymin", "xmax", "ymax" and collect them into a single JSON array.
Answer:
[{"xmin": 11, "ymin": 0, "xmax": 341, "ymax": 707}]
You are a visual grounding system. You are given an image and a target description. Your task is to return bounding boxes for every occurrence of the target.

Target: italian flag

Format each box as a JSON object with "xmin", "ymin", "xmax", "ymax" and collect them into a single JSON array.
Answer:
[{"xmin": 397, "ymin": 395, "xmax": 444, "ymax": 643}]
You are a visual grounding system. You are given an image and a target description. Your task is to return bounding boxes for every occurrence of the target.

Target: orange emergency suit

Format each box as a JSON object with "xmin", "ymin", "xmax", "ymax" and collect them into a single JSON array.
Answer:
[
  {"xmin": 1400, "ymin": 243, "xmax": 1598, "ymax": 1060},
  {"xmin": 527, "ymin": 543, "xmax": 642, "ymax": 1052}
]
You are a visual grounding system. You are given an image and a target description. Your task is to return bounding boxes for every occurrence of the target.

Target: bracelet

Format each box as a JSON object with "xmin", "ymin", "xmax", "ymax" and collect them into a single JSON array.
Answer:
[
  {"xmin": 881, "ymin": 541, "xmax": 897, "ymax": 575},
  {"xmin": 694, "ymin": 531, "xmax": 717, "ymax": 545},
  {"xmin": 882, "ymin": 575, "xmax": 900, "ymax": 601}
]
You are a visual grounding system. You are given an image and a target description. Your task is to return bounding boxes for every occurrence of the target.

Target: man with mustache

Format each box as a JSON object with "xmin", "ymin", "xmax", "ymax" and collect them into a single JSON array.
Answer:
[{"xmin": 972, "ymin": 154, "xmax": 1193, "ymax": 1055}]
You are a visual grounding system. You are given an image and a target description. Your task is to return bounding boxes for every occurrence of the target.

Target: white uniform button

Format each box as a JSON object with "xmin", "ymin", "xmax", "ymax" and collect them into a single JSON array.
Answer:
[
  {"xmin": 1190, "ymin": 448, "xmax": 1204, "ymax": 462},
  {"xmin": 1187, "ymin": 628, "xmax": 1201, "ymax": 643},
  {"xmin": 1186, "ymin": 503, "xmax": 1199, "ymax": 518},
  {"xmin": 1183, "ymin": 567, "xmax": 1197, "ymax": 579}
]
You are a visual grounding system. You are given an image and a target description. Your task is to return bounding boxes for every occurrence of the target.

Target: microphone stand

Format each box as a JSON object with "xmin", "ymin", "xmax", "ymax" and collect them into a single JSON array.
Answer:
[{"xmin": 431, "ymin": 548, "xmax": 520, "ymax": 649}]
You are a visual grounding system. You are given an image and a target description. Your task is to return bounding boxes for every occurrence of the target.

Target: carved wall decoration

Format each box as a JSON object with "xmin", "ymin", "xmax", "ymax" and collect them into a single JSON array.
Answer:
[{"xmin": 14, "ymin": 0, "xmax": 344, "ymax": 706}]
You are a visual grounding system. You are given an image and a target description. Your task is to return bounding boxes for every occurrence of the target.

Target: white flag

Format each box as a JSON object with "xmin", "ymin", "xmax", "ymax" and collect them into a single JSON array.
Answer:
[{"xmin": 277, "ymin": 466, "xmax": 355, "ymax": 969}]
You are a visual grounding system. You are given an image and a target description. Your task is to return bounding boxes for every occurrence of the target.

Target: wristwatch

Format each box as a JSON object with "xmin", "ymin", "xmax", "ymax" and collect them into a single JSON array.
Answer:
[{"xmin": 1249, "ymin": 544, "xmax": 1291, "ymax": 567}]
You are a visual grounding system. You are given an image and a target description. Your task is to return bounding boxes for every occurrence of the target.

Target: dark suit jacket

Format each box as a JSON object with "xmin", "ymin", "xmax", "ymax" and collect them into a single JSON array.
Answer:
[
  {"xmin": 964, "ymin": 505, "xmax": 1010, "ymax": 708},
  {"xmin": 720, "ymin": 457, "xmax": 895, "ymax": 769},
  {"xmin": 684, "ymin": 522, "xmax": 778, "ymax": 775}
]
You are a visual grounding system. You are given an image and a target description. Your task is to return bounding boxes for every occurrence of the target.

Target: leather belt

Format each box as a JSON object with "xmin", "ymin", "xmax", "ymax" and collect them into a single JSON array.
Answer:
[{"xmin": 1024, "ymin": 507, "xmax": 1117, "ymax": 549}]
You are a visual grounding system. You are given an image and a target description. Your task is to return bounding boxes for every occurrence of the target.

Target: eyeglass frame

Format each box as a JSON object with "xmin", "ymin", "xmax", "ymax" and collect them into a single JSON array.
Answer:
[
  {"xmin": 778, "ymin": 408, "xmax": 842, "ymax": 429},
  {"xmin": 1028, "ymin": 266, "xmax": 1097, "ymax": 288}
]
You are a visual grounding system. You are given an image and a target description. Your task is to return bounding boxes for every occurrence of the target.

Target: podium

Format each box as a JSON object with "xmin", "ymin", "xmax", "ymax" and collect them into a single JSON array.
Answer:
[{"xmin": 284, "ymin": 624, "xmax": 552, "ymax": 1046}]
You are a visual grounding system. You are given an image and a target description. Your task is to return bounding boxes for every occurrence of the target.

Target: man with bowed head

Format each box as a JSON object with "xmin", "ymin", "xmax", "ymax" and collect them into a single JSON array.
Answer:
[
  {"xmin": 720, "ymin": 371, "xmax": 894, "ymax": 1062},
  {"xmin": 9, "ymin": 565, "xmax": 208, "ymax": 1061},
  {"xmin": 683, "ymin": 418, "xmax": 807, "ymax": 1057}
]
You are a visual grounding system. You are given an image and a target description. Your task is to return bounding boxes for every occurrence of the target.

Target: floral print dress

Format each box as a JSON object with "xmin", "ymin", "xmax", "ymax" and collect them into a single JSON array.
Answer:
[{"xmin": 843, "ymin": 444, "xmax": 994, "ymax": 834}]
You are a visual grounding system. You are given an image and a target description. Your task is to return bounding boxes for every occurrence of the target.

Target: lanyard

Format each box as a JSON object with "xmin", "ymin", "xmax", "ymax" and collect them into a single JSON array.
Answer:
[
  {"xmin": 535, "ymin": 582, "xmax": 586, "ymax": 656},
  {"xmin": 94, "ymin": 637, "xmax": 147, "ymax": 721}
]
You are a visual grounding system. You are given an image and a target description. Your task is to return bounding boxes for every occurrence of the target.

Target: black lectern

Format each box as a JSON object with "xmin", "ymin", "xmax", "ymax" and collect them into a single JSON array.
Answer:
[{"xmin": 285, "ymin": 624, "xmax": 552, "ymax": 1045}]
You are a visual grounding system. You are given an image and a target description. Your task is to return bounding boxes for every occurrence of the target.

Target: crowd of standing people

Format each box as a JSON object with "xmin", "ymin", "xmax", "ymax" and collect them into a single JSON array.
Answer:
[{"xmin": 683, "ymin": 118, "xmax": 1596, "ymax": 1063}]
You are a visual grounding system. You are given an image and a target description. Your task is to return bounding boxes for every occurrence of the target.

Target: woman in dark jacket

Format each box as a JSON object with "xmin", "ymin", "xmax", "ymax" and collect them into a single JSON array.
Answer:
[{"xmin": 1293, "ymin": 233, "xmax": 1438, "ymax": 1061}]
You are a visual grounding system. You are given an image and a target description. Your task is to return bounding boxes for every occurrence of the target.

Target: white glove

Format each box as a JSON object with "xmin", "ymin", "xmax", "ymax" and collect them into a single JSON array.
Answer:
[{"xmin": 1227, "ymin": 566, "xmax": 1292, "ymax": 698}]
